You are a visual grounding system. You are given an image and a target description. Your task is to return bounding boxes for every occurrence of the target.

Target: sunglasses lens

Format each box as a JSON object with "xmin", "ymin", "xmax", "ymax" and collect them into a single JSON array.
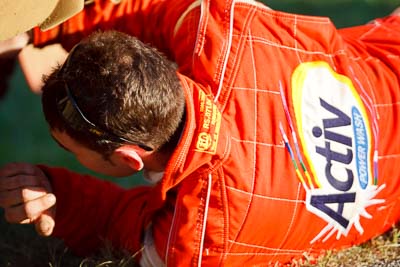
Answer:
[{"xmin": 58, "ymin": 95, "xmax": 78, "ymax": 127}]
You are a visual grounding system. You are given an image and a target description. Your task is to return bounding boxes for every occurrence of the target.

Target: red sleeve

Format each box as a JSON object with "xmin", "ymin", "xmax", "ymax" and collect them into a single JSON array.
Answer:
[
  {"xmin": 337, "ymin": 15, "xmax": 400, "ymax": 106},
  {"xmin": 38, "ymin": 165, "xmax": 152, "ymax": 256},
  {"xmin": 33, "ymin": 0, "xmax": 194, "ymax": 56},
  {"xmin": 338, "ymin": 15, "xmax": 400, "ymax": 76}
]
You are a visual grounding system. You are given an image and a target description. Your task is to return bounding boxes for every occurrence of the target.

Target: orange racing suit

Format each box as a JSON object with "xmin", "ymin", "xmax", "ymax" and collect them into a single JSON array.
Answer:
[{"xmin": 33, "ymin": 0, "xmax": 400, "ymax": 265}]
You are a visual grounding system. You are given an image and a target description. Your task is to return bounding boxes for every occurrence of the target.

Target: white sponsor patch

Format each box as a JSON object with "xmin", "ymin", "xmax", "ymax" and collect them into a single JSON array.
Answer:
[{"xmin": 290, "ymin": 61, "xmax": 384, "ymax": 243}]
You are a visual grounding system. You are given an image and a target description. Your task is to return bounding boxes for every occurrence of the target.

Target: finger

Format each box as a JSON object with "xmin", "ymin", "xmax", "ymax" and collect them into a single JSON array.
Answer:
[
  {"xmin": 0, "ymin": 187, "xmax": 47, "ymax": 207},
  {"xmin": 35, "ymin": 211, "xmax": 55, "ymax": 236},
  {"xmin": 0, "ymin": 162, "xmax": 37, "ymax": 177},
  {"xmin": 0, "ymin": 175, "xmax": 44, "ymax": 192},
  {"xmin": 4, "ymin": 193, "xmax": 56, "ymax": 224}
]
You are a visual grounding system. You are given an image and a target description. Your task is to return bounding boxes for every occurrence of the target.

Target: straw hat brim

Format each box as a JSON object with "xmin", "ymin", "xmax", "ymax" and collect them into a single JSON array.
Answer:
[{"xmin": 0, "ymin": 0, "xmax": 84, "ymax": 41}]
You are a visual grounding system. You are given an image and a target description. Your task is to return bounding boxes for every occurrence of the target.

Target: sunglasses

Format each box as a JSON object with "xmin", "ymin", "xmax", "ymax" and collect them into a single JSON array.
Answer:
[{"xmin": 56, "ymin": 44, "xmax": 153, "ymax": 151}]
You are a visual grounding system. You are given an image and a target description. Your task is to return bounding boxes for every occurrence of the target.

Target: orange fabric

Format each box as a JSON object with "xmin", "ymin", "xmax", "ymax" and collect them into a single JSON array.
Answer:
[
  {"xmin": 33, "ymin": 0, "xmax": 192, "ymax": 56},
  {"xmin": 34, "ymin": 0, "xmax": 400, "ymax": 265},
  {"xmin": 38, "ymin": 165, "xmax": 152, "ymax": 256}
]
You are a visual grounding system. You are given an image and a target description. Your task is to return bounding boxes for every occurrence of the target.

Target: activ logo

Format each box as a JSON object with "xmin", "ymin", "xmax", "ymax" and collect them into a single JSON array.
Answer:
[{"xmin": 290, "ymin": 61, "xmax": 384, "ymax": 243}]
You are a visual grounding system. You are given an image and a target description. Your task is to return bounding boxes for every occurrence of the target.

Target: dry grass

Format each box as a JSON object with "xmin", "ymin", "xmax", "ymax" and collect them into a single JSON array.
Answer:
[
  {"xmin": 301, "ymin": 226, "xmax": 400, "ymax": 267},
  {"xmin": 0, "ymin": 208, "xmax": 141, "ymax": 267},
  {"xmin": 3, "ymin": 206, "xmax": 400, "ymax": 267},
  {"xmin": 1, "ymin": 216, "xmax": 400, "ymax": 267}
]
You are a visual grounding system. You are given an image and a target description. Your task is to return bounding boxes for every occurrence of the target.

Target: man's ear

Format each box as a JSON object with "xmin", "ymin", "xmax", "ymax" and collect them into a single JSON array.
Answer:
[{"xmin": 115, "ymin": 145, "xmax": 144, "ymax": 171}]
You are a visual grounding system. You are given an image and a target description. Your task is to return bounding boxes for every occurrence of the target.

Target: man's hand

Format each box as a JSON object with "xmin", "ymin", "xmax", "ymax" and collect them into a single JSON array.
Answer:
[
  {"xmin": 0, "ymin": 163, "xmax": 56, "ymax": 236},
  {"xmin": 392, "ymin": 7, "xmax": 400, "ymax": 16},
  {"xmin": 0, "ymin": 32, "xmax": 30, "ymax": 58}
]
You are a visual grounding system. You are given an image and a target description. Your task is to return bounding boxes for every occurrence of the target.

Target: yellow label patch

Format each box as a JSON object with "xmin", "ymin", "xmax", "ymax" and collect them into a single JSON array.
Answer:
[{"xmin": 195, "ymin": 90, "xmax": 222, "ymax": 154}]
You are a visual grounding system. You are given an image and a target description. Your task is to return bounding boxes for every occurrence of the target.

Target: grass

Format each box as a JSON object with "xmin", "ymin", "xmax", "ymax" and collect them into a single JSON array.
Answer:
[
  {"xmin": 1, "ymin": 217, "xmax": 400, "ymax": 266},
  {"xmin": 302, "ymin": 227, "xmax": 400, "ymax": 266},
  {"xmin": 1, "ymin": 0, "xmax": 400, "ymax": 266}
]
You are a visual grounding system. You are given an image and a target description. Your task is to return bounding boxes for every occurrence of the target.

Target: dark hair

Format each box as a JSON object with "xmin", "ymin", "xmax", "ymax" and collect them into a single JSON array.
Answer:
[{"xmin": 42, "ymin": 30, "xmax": 185, "ymax": 157}]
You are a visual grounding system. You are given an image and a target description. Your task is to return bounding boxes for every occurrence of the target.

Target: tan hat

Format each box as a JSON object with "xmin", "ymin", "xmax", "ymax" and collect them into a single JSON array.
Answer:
[{"xmin": 0, "ymin": 0, "xmax": 84, "ymax": 41}]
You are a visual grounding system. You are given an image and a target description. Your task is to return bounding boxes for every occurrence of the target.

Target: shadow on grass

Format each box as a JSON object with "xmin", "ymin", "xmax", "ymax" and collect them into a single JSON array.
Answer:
[
  {"xmin": 0, "ymin": 209, "xmax": 143, "ymax": 267},
  {"xmin": 0, "ymin": 209, "xmax": 82, "ymax": 267},
  {"xmin": 2, "ymin": 206, "xmax": 400, "ymax": 267}
]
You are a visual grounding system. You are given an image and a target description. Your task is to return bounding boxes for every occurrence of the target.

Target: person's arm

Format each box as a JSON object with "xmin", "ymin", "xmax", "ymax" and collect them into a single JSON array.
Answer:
[
  {"xmin": 0, "ymin": 162, "xmax": 152, "ymax": 256},
  {"xmin": 0, "ymin": 32, "xmax": 31, "ymax": 94},
  {"xmin": 38, "ymin": 165, "xmax": 152, "ymax": 256},
  {"xmin": 0, "ymin": 30, "xmax": 66, "ymax": 94},
  {"xmin": 18, "ymin": 44, "xmax": 68, "ymax": 93},
  {"xmin": 391, "ymin": 7, "xmax": 400, "ymax": 16},
  {"xmin": 337, "ymin": 10, "xmax": 400, "ymax": 84},
  {"xmin": 33, "ymin": 0, "xmax": 194, "ymax": 55},
  {"xmin": 0, "ymin": 32, "xmax": 31, "ymax": 57}
]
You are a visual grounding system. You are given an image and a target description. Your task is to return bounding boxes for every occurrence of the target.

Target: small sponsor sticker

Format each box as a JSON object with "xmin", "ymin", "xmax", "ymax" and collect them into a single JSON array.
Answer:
[{"xmin": 195, "ymin": 89, "xmax": 222, "ymax": 154}]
